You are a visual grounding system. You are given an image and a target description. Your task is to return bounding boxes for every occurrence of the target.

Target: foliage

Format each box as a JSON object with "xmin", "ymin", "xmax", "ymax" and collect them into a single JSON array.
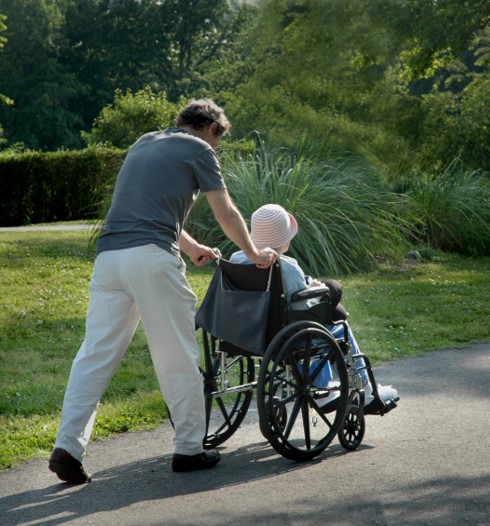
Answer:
[
  {"xmin": 0, "ymin": 0, "xmax": 82, "ymax": 150},
  {"xmin": 412, "ymin": 25, "xmax": 490, "ymax": 172},
  {"xmin": 401, "ymin": 161, "xmax": 490, "ymax": 256},
  {"xmin": 228, "ymin": 0, "xmax": 409, "ymax": 165},
  {"xmin": 188, "ymin": 140, "xmax": 412, "ymax": 275},
  {"xmin": 0, "ymin": 147, "xmax": 125, "ymax": 226},
  {"xmin": 228, "ymin": 0, "xmax": 490, "ymax": 175},
  {"xmin": 82, "ymin": 87, "xmax": 180, "ymax": 148},
  {"xmin": 0, "ymin": 14, "xmax": 5, "ymax": 51},
  {"xmin": 1, "ymin": 0, "xmax": 490, "ymax": 184},
  {"xmin": 0, "ymin": 13, "xmax": 12, "ymax": 145},
  {"xmin": 0, "ymin": 229, "xmax": 489, "ymax": 469},
  {"xmin": 0, "ymin": 0, "xmax": 252, "ymax": 152}
]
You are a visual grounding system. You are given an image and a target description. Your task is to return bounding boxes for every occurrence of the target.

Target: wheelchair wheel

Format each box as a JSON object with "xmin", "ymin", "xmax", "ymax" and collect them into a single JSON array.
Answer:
[
  {"xmin": 338, "ymin": 392, "xmax": 365, "ymax": 450},
  {"xmin": 201, "ymin": 330, "xmax": 255, "ymax": 448},
  {"xmin": 257, "ymin": 321, "xmax": 349, "ymax": 462}
]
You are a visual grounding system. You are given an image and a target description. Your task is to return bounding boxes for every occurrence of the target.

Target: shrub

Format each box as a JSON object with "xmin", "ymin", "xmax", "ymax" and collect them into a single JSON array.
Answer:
[
  {"xmin": 82, "ymin": 88, "xmax": 179, "ymax": 149},
  {"xmin": 0, "ymin": 147, "xmax": 125, "ymax": 226},
  {"xmin": 404, "ymin": 160, "xmax": 490, "ymax": 256}
]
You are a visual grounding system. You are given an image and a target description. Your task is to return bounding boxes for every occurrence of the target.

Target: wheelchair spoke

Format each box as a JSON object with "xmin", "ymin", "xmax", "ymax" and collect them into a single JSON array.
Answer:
[
  {"xmin": 215, "ymin": 395, "xmax": 235, "ymax": 427},
  {"xmin": 301, "ymin": 397, "xmax": 312, "ymax": 450},
  {"xmin": 281, "ymin": 396, "xmax": 301, "ymax": 439}
]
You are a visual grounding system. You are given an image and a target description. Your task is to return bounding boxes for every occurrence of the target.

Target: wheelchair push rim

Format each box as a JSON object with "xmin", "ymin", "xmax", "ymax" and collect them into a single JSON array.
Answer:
[{"xmin": 257, "ymin": 321, "xmax": 349, "ymax": 462}]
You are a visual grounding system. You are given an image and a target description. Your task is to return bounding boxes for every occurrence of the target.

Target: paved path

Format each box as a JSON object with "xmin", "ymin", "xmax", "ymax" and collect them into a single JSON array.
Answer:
[{"xmin": 0, "ymin": 344, "xmax": 489, "ymax": 526}]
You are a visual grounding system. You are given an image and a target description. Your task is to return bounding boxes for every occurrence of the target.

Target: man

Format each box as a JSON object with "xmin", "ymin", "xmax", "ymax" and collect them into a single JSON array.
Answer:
[{"xmin": 49, "ymin": 99, "xmax": 277, "ymax": 483}]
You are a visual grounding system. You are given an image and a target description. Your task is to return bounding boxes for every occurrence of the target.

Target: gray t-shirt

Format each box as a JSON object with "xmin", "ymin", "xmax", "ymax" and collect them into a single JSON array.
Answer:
[{"xmin": 96, "ymin": 128, "xmax": 225, "ymax": 256}]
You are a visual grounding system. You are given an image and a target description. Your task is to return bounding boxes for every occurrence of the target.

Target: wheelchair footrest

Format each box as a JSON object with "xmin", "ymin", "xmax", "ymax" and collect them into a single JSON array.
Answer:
[{"xmin": 363, "ymin": 397, "xmax": 399, "ymax": 416}]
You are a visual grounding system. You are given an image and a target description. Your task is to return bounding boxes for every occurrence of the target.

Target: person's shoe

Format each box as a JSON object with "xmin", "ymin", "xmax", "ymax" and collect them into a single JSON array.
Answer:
[
  {"xmin": 364, "ymin": 384, "xmax": 399, "ymax": 415},
  {"xmin": 49, "ymin": 448, "xmax": 92, "ymax": 484},
  {"xmin": 172, "ymin": 450, "xmax": 221, "ymax": 472},
  {"xmin": 375, "ymin": 384, "xmax": 398, "ymax": 403}
]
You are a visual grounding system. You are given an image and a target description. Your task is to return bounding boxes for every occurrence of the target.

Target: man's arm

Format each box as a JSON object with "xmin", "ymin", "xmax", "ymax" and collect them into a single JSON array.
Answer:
[{"xmin": 204, "ymin": 189, "xmax": 277, "ymax": 268}]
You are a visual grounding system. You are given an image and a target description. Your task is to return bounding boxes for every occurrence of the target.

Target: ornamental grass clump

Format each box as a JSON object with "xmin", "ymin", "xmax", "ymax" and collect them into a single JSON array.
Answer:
[
  {"xmin": 404, "ymin": 160, "xmax": 490, "ymax": 256},
  {"xmin": 188, "ymin": 142, "xmax": 410, "ymax": 275}
]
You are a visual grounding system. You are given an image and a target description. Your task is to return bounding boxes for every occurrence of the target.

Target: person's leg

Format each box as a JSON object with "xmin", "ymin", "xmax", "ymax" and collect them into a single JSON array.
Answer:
[
  {"xmin": 329, "ymin": 322, "xmax": 399, "ymax": 407},
  {"xmin": 345, "ymin": 324, "xmax": 369, "ymax": 386},
  {"xmin": 121, "ymin": 245, "xmax": 206, "ymax": 456},
  {"xmin": 327, "ymin": 321, "xmax": 368, "ymax": 386},
  {"xmin": 54, "ymin": 251, "xmax": 140, "ymax": 462}
]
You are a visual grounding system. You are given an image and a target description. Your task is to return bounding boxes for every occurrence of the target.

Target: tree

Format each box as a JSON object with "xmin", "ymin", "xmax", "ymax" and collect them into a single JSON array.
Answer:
[
  {"xmin": 81, "ymin": 87, "xmax": 179, "ymax": 148},
  {"xmin": 409, "ymin": 25, "xmax": 490, "ymax": 172},
  {"xmin": 229, "ymin": 0, "xmax": 412, "ymax": 164},
  {"xmin": 0, "ymin": 0, "xmax": 250, "ymax": 151},
  {"xmin": 228, "ymin": 0, "xmax": 490, "ymax": 174},
  {"xmin": 0, "ymin": 13, "xmax": 13, "ymax": 145},
  {"xmin": 60, "ymin": 0, "xmax": 170, "ymax": 139},
  {"xmin": 60, "ymin": 0, "xmax": 253, "ymax": 145},
  {"xmin": 0, "ymin": 0, "xmax": 82, "ymax": 150},
  {"xmin": 154, "ymin": 0, "xmax": 254, "ymax": 100}
]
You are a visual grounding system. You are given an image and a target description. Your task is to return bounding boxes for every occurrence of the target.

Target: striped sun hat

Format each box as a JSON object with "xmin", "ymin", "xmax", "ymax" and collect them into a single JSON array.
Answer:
[{"xmin": 251, "ymin": 204, "xmax": 298, "ymax": 249}]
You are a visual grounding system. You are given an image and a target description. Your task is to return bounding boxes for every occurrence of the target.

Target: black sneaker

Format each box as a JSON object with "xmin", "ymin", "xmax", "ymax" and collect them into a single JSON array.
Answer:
[
  {"xmin": 49, "ymin": 448, "xmax": 92, "ymax": 484},
  {"xmin": 172, "ymin": 450, "xmax": 221, "ymax": 472}
]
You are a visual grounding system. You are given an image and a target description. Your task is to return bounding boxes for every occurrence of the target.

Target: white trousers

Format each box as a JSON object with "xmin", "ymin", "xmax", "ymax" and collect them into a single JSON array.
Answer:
[{"xmin": 55, "ymin": 244, "xmax": 206, "ymax": 461}]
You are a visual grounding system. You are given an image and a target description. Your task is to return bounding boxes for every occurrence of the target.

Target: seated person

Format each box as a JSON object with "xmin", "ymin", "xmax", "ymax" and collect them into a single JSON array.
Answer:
[{"xmin": 230, "ymin": 203, "xmax": 399, "ymax": 413}]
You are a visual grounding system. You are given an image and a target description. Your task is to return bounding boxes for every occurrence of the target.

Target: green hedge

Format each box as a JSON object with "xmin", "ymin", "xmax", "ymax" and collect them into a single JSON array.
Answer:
[{"xmin": 0, "ymin": 148, "xmax": 126, "ymax": 226}]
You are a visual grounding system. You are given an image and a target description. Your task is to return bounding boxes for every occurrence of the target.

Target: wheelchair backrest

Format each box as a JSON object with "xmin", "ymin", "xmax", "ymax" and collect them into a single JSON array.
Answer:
[
  {"xmin": 195, "ymin": 258, "xmax": 286, "ymax": 357},
  {"xmin": 219, "ymin": 258, "xmax": 286, "ymax": 338},
  {"xmin": 196, "ymin": 258, "xmax": 334, "ymax": 357}
]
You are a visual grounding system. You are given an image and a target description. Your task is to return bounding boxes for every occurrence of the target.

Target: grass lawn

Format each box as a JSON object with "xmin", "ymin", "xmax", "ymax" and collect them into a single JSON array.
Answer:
[{"xmin": 1, "ymin": 228, "xmax": 489, "ymax": 470}]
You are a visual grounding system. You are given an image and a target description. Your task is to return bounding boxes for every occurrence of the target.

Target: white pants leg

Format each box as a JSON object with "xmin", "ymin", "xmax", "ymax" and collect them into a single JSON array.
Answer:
[
  {"xmin": 55, "ymin": 251, "xmax": 140, "ymax": 461},
  {"xmin": 122, "ymin": 245, "xmax": 205, "ymax": 456},
  {"xmin": 55, "ymin": 245, "xmax": 205, "ymax": 461}
]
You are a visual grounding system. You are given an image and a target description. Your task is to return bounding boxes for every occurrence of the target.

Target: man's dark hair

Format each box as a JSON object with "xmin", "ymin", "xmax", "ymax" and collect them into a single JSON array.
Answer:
[{"xmin": 176, "ymin": 98, "xmax": 231, "ymax": 136}]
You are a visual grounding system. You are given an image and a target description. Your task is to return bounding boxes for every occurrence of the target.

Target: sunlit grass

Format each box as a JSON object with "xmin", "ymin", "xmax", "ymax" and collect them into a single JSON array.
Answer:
[
  {"xmin": 343, "ymin": 255, "xmax": 490, "ymax": 362},
  {"xmin": 0, "ymin": 229, "xmax": 489, "ymax": 470},
  {"xmin": 0, "ymin": 230, "xmax": 213, "ymax": 469}
]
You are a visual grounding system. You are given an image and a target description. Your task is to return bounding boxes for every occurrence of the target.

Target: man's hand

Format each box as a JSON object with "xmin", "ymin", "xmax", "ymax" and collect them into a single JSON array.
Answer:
[
  {"xmin": 179, "ymin": 230, "xmax": 219, "ymax": 267},
  {"xmin": 248, "ymin": 247, "xmax": 279, "ymax": 269},
  {"xmin": 188, "ymin": 245, "xmax": 219, "ymax": 267}
]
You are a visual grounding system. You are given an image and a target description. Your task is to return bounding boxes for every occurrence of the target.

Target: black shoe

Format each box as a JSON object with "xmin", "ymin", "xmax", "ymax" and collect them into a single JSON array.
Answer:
[
  {"xmin": 172, "ymin": 450, "xmax": 221, "ymax": 472},
  {"xmin": 49, "ymin": 448, "xmax": 92, "ymax": 484},
  {"xmin": 364, "ymin": 397, "xmax": 399, "ymax": 415}
]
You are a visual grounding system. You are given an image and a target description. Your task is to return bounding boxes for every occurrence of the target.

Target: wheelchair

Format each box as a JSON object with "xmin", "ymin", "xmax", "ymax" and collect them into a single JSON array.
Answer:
[{"xmin": 195, "ymin": 258, "xmax": 396, "ymax": 462}]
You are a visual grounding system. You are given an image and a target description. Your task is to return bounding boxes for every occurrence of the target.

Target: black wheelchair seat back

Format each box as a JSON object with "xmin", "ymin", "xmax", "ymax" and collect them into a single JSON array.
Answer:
[
  {"xmin": 195, "ymin": 258, "xmax": 334, "ymax": 357},
  {"xmin": 220, "ymin": 259, "xmax": 285, "ymax": 343},
  {"xmin": 195, "ymin": 259, "xmax": 285, "ymax": 357}
]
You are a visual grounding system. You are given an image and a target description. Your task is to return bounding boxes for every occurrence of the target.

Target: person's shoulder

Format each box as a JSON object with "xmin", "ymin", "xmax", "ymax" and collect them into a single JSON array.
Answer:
[
  {"xmin": 280, "ymin": 255, "xmax": 299, "ymax": 265},
  {"xmin": 166, "ymin": 128, "xmax": 212, "ymax": 150},
  {"xmin": 229, "ymin": 251, "xmax": 251, "ymax": 264}
]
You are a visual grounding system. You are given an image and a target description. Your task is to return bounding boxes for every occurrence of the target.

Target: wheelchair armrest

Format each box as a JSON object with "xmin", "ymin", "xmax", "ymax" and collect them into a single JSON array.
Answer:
[{"xmin": 290, "ymin": 286, "xmax": 330, "ymax": 302}]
